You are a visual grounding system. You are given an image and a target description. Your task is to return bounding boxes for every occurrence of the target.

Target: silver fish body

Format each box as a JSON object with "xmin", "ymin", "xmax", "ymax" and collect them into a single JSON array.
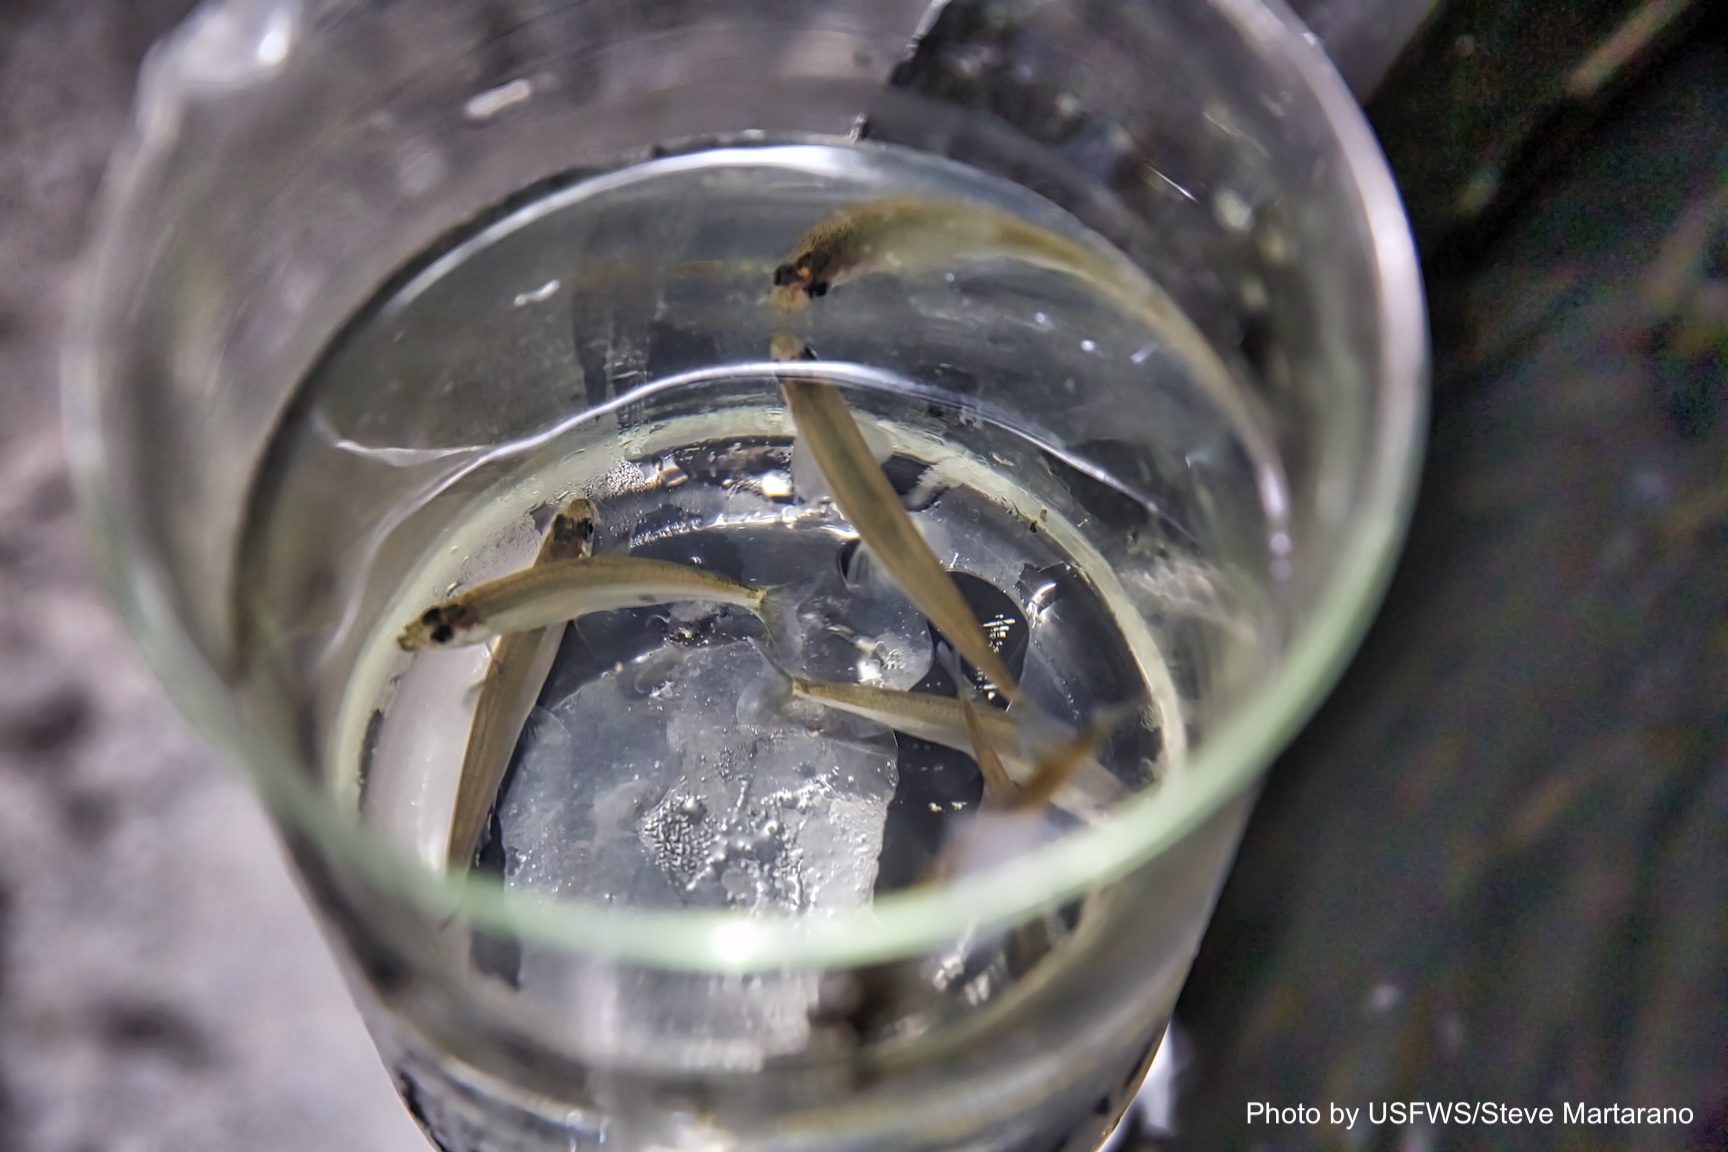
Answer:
[
  {"xmin": 788, "ymin": 676, "xmax": 1126, "ymax": 823},
  {"xmin": 447, "ymin": 498, "xmax": 594, "ymax": 870},
  {"xmin": 770, "ymin": 196, "xmax": 1283, "ymax": 521},
  {"xmin": 771, "ymin": 340, "xmax": 1023, "ymax": 702},
  {"xmin": 399, "ymin": 554, "xmax": 774, "ymax": 651}
]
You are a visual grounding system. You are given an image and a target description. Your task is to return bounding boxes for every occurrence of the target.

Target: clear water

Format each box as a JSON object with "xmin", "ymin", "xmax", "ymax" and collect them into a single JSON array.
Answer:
[
  {"xmin": 245, "ymin": 137, "xmax": 1278, "ymax": 945},
  {"xmin": 485, "ymin": 418, "xmax": 1182, "ymax": 901},
  {"xmin": 232, "ymin": 135, "xmax": 1284, "ymax": 1150}
]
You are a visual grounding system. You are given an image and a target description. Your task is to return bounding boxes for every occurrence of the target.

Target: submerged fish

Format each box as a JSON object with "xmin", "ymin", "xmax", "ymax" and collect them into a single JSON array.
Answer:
[
  {"xmin": 896, "ymin": 647, "xmax": 1127, "ymax": 925},
  {"xmin": 840, "ymin": 660, "xmax": 1119, "ymax": 1048},
  {"xmin": 1011, "ymin": 716, "xmax": 1119, "ymax": 813},
  {"xmin": 769, "ymin": 336, "xmax": 1022, "ymax": 702},
  {"xmin": 447, "ymin": 498, "xmax": 595, "ymax": 871},
  {"xmin": 769, "ymin": 196, "xmax": 1134, "ymax": 310},
  {"xmin": 768, "ymin": 195, "xmax": 1280, "ymax": 502},
  {"xmin": 786, "ymin": 674, "xmax": 1127, "ymax": 823},
  {"xmin": 934, "ymin": 642, "xmax": 1108, "ymax": 816},
  {"xmin": 399, "ymin": 553, "xmax": 784, "ymax": 651}
]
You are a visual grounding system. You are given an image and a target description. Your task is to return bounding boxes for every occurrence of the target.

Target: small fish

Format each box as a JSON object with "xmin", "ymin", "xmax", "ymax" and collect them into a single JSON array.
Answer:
[
  {"xmin": 907, "ymin": 645, "xmax": 1109, "ymax": 905},
  {"xmin": 447, "ymin": 498, "xmax": 595, "ymax": 871},
  {"xmin": 769, "ymin": 336, "xmax": 1022, "ymax": 702},
  {"xmin": 786, "ymin": 674, "xmax": 1126, "ymax": 822},
  {"xmin": 399, "ymin": 554, "xmax": 784, "ymax": 651},
  {"xmin": 769, "ymin": 196, "xmax": 1280, "ymax": 499},
  {"xmin": 770, "ymin": 197, "xmax": 1116, "ymax": 310},
  {"xmin": 914, "ymin": 713, "xmax": 1120, "ymax": 915},
  {"xmin": 768, "ymin": 196, "xmax": 1176, "ymax": 322},
  {"xmin": 964, "ymin": 695, "xmax": 1106, "ymax": 815},
  {"xmin": 1011, "ymin": 717, "xmax": 1117, "ymax": 813}
]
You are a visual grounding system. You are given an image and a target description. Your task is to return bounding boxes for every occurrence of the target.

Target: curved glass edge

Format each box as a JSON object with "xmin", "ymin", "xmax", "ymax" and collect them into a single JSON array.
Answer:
[{"xmin": 61, "ymin": 0, "xmax": 1429, "ymax": 973}]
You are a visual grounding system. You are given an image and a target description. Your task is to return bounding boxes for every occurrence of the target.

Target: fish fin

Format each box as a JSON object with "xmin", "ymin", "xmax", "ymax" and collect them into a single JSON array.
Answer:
[
  {"xmin": 1012, "ymin": 699, "xmax": 1141, "ymax": 813},
  {"xmin": 1012, "ymin": 726, "xmax": 1104, "ymax": 812},
  {"xmin": 459, "ymin": 645, "xmax": 505, "ymax": 709}
]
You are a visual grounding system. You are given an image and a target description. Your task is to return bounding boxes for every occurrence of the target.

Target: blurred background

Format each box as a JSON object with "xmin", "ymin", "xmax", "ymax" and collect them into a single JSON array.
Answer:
[{"xmin": 0, "ymin": 1, "xmax": 1722, "ymax": 1150}]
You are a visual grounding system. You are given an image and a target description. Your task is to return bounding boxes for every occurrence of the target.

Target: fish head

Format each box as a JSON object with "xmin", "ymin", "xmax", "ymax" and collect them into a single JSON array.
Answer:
[
  {"xmin": 397, "ymin": 601, "xmax": 484, "ymax": 651},
  {"xmin": 771, "ymin": 249, "xmax": 836, "ymax": 304},
  {"xmin": 548, "ymin": 498, "xmax": 598, "ymax": 555}
]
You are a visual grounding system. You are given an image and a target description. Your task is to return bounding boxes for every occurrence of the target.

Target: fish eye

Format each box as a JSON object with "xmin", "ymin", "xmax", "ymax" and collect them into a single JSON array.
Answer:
[
  {"xmin": 808, "ymin": 282, "xmax": 829, "ymax": 298},
  {"xmin": 430, "ymin": 624, "xmax": 454, "ymax": 645},
  {"xmin": 420, "ymin": 607, "xmax": 444, "ymax": 626},
  {"xmin": 773, "ymin": 264, "xmax": 801, "ymax": 286}
]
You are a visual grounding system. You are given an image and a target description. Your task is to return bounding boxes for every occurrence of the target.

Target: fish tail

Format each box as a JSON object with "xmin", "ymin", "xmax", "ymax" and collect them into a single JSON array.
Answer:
[
  {"xmin": 1013, "ymin": 697, "xmax": 1140, "ymax": 812},
  {"xmin": 1013, "ymin": 725, "xmax": 1106, "ymax": 812}
]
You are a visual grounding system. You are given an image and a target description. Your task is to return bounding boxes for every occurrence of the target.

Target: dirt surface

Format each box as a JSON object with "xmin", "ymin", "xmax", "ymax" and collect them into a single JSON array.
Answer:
[{"xmin": 0, "ymin": 4, "xmax": 424, "ymax": 1149}]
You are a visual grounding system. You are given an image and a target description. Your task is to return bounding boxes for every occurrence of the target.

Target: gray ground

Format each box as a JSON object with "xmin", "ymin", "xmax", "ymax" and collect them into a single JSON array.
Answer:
[
  {"xmin": 1170, "ymin": 20, "xmax": 1728, "ymax": 1149},
  {"xmin": 0, "ymin": 4, "xmax": 424, "ymax": 1150}
]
